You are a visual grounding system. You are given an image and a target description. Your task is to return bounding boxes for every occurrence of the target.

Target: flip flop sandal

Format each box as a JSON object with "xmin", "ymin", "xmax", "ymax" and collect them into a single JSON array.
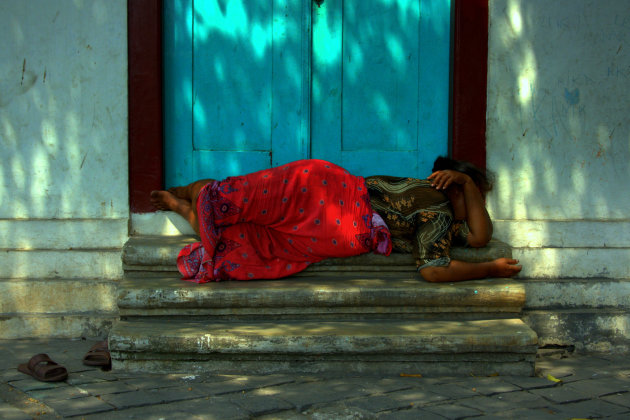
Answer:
[
  {"xmin": 17, "ymin": 353, "xmax": 68, "ymax": 382},
  {"xmin": 83, "ymin": 340, "xmax": 111, "ymax": 368}
]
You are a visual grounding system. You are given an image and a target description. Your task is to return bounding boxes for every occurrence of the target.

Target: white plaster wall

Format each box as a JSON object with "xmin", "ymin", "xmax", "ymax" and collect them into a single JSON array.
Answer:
[
  {"xmin": 486, "ymin": 0, "xmax": 630, "ymax": 278},
  {"xmin": 0, "ymin": 0, "xmax": 128, "ymax": 279}
]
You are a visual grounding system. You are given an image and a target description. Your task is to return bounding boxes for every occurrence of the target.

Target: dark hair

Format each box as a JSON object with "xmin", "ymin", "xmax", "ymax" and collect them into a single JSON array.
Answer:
[{"xmin": 432, "ymin": 156, "xmax": 493, "ymax": 194}]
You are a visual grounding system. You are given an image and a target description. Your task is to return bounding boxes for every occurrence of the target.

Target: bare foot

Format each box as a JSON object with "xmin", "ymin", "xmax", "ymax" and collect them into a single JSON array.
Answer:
[
  {"xmin": 167, "ymin": 186, "xmax": 190, "ymax": 200},
  {"xmin": 150, "ymin": 190, "xmax": 189, "ymax": 212},
  {"xmin": 150, "ymin": 190, "xmax": 200, "ymax": 234}
]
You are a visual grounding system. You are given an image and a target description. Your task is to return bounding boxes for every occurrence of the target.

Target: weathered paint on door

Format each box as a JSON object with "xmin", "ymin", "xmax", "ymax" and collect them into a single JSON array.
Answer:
[{"xmin": 164, "ymin": 0, "xmax": 451, "ymax": 187}]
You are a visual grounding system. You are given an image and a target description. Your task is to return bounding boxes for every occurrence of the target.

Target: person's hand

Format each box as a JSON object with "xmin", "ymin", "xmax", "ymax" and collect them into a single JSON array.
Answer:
[
  {"xmin": 428, "ymin": 170, "xmax": 471, "ymax": 190},
  {"xmin": 489, "ymin": 258, "xmax": 522, "ymax": 277}
]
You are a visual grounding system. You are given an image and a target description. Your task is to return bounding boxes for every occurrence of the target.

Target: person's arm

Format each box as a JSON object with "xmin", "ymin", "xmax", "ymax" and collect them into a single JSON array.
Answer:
[
  {"xmin": 428, "ymin": 170, "xmax": 493, "ymax": 247},
  {"xmin": 420, "ymin": 258, "xmax": 522, "ymax": 282}
]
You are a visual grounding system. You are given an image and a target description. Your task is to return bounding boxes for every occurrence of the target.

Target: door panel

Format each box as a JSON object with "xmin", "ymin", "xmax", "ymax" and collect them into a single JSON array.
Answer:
[
  {"xmin": 164, "ymin": 0, "xmax": 451, "ymax": 186},
  {"xmin": 164, "ymin": 0, "xmax": 310, "ymax": 187},
  {"xmin": 342, "ymin": 3, "xmax": 419, "ymax": 152},
  {"xmin": 193, "ymin": 2, "xmax": 272, "ymax": 153},
  {"xmin": 164, "ymin": 0, "xmax": 194, "ymax": 187},
  {"xmin": 311, "ymin": 0, "xmax": 451, "ymax": 178},
  {"xmin": 193, "ymin": 1, "xmax": 274, "ymax": 179}
]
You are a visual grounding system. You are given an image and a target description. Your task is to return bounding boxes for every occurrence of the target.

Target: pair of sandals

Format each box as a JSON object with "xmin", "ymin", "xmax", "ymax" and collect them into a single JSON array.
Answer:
[{"xmin": 17, "ymin": 341, "xmax": 111, "ymax": 382}]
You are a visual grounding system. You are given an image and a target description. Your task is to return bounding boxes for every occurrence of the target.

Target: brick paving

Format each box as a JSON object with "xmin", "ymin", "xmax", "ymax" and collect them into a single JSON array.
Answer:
[{"xmin": 0, "ymin": 339, "xmax": 628, "ymax": 419}]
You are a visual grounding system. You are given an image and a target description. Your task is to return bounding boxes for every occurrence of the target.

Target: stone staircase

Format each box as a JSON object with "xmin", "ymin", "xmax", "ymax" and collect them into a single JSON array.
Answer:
[{"xmin": 109, "ymin": 236, "xmax": 538, "ymax": 376}]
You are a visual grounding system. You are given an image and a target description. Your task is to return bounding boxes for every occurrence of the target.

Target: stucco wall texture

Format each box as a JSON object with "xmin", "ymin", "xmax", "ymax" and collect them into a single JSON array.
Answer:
[
  {"xmin": 1, "ymin": 0, "xmax": 128, "ymax": 219},
  {"xmin": 0, "ymin": 0, "xmax": 128, "ymax": 280},
  {"xmin": 486, "ymin": 0, "xmax": 630, "ymax": 278}
]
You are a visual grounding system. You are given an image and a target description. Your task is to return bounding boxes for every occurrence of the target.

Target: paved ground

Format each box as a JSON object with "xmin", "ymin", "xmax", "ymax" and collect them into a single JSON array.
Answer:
[{"xmin": 0, "ymin": 339, "xmax": 628, "ymax": 419}]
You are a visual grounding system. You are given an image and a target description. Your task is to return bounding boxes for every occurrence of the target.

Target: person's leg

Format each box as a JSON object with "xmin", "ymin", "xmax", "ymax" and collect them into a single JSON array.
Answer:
[{"xmin": 187, "ymin": 179, "xmax": 213, "ymax": 227}]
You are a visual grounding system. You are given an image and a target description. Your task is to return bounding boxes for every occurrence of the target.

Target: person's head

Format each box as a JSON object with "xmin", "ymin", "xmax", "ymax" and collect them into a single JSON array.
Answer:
[{"xmin": 432, "ymin": 156, "xmax": 493, "ymax": 196}]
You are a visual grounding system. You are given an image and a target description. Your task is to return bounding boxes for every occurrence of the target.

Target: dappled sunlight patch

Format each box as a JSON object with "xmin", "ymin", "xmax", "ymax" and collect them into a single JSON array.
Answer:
[
  {"xmin": 312, "ymin": 4, "xmax": 342, "ymax": 67},
  {"xmin": 488, "ymin": 0, "xmax": 629, "ymax": 225},
  {"xmin": 1, "ymin": 2, "xmax": 128, "ymax": 224},
  {"xmin": 518, "ymin": 74, "xmax": 532, "ymax": 104},
  {"xmin": 508, "ymin": 0, "xmax": 523, "ymax": 35},
  {"xmin": 385, "ymin": 34, "xmax": 405, "ymax": 65},
  {"xmin": 194, "ymin": 0, "xmax": 250, "ymax": 42}
]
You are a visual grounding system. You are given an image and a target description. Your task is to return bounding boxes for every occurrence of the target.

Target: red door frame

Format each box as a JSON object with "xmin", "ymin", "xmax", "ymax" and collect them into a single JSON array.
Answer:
[{"xmin": 127, "ymin": 0, "xmax": 488, "ymax": 213}]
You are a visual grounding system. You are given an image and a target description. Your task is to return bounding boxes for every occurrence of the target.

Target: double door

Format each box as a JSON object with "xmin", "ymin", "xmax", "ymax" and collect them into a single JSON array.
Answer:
[{"xmin": 164, "ymin": 0, "xmax": 451, "ymax": 186}]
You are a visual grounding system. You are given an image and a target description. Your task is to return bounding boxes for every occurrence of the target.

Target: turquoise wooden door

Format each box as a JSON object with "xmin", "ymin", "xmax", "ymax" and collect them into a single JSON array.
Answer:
[{"xmin": 164, "ymin": 0, "xmax": 451, "ymax": 187}]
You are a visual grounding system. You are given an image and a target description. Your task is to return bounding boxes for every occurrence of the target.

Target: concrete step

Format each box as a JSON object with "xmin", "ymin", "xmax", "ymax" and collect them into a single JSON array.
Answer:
[
  {"xmin": 118, "ymin": 272, "xmax": 526, "ymax": 320},
  {"xmin": 114, "ymin": 234, "xmax": 535, "ymax": 376},
  {"xmin": 109, "ymin": 317, "xmax": 538, "ymax": 376},
  {"xmin": 122, "ymin": 235, "xmax": 513, "ymax": 272}
]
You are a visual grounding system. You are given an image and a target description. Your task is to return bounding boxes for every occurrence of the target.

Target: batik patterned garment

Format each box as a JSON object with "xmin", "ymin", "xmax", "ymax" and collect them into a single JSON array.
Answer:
[
  {"xmin": 365, "ymin": 176, "xmax": 468, "ymax": 269},
  {"xmin": 177, "ymin": 160, "xmax": 392, "ymax": 283}
]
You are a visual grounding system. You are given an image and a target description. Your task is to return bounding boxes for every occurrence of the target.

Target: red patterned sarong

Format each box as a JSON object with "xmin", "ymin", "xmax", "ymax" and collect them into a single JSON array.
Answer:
[{"xmin": 177, "ymin": 160, "xmax": 391, "ymax": 283}]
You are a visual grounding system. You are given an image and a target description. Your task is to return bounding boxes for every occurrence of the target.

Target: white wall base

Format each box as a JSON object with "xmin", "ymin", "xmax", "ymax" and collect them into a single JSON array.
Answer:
[
  {"xmin": 131, "ymin": 212, "xmax": 196, "ymax": 236},
  {"xmin": 512, "ymin": 247, "xmax": 630, "ymax": 279},
  {"xmin": 0, "ymin": 314, "xmax": 117, "ymax": 339},
  {"xmin": 522, "ymin": 278, "xmax": 630, "ymax": 353},
  {"xmin": 0, "ymin": 278, "xmax": 119, "ymax": 339},
  {"xmin": 493, "ymin": 220, "xmax": 629, "ymax": 278},
  {"xmin": 0, "ymin": 249, "xmax": 124, "ymax": 279}
]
